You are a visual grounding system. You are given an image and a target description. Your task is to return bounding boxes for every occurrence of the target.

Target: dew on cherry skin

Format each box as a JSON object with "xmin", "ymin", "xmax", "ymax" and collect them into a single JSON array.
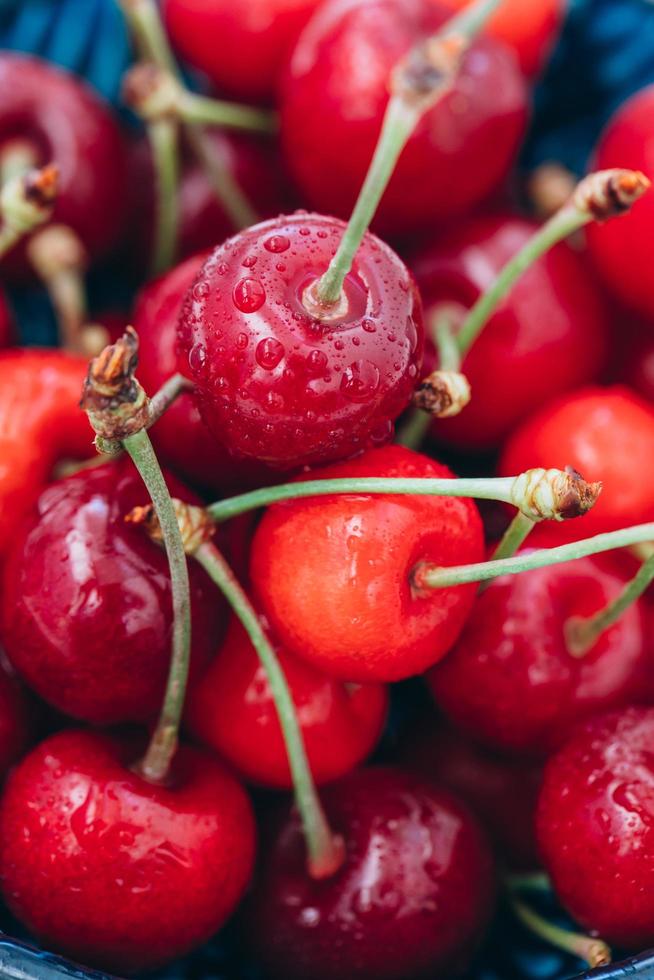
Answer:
[
  {"xmin": 264, "ymin": 235, "xmax": 291, "ymax": 253},
  {"xmin": 340, "ymin": 360, "xmax": 381, "ymax": 402},
  {"xmin": 233, "ymin": 278, "xmax": 266, "ymax": 314},
  {"xmin": 242, "ymin": 255, "xmax": 258, "ymax": 268},
  {"xmin": 256, "ymin": 338, "xmax": 286, "ymax": 370}
]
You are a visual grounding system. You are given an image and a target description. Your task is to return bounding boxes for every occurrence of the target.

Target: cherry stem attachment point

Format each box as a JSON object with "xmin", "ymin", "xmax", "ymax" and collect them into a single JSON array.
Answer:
[
  {"xmin": 565, "ymin": 552, "xmax": 654, "ymax": 657},
  {"xmin": 0, "ymin": 164, "xmax": 58, "ymax": 260},
  {"xmin": 479, "ymin": 512, "xmax": 536, "ymax": 592},
  {"xmin": 508, "ymin": 894, "xmax": 611, "ymax": 970},
  {"xmin": 0, "ymin": 138, "xmax": 39, "ymax": 185}
]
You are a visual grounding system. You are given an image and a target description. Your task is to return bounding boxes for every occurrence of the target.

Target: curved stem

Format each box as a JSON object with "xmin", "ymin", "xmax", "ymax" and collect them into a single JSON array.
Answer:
[
  {"xmin": 125, "ymin": 428, "xmax": 192, "ymax": 784},
  {"xmin": 118, "ymin": 0, "xmax": 177, "ymax": 72},
  {"xmin": 478, "ymin": 513, "xmax": 535, "ymax": 593},
  {"xmin": 565, "ymin": 553, "xmax": 654, "ymax": 656},
  {"xmin": 194, "ymin": 541, "xmax": 344, "ymax": 880},
  {"xmin": 148, "ymin": 373, "xmax": 192, "ymax": 425},
  {"xmin": 178, "ymin": 91, "xmax": 276, "ymax": 134},
  {"xmin": 414, "ymin": 522, "xmax": 654, "ymax": 590},
  {"xmin": 509, "ymin": 895, "xmax": 611, "ymax": 970},
  {"xmin": 149, "ymin": 118, "xmax": 180, "ymax": 276},
  {"xmin": 185, "ymin": 125, "xmax": 258, "ymax": 230}
]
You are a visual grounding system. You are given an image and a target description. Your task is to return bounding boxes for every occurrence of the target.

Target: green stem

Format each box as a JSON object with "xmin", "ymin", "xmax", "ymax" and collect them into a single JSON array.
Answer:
[
  {"xmin": 124, "ymin": 428, "xmax": 191, "ymax": 784},
  {"xmin": 0, "ymin": 139, "xmax": 38, "ymax": 184},
  {"xmin": 414, "ymin": 522, "xmax": 654, "ymax": 590},
  {"xmin": 148, "ymin": 373, "xmax": 192, "ymax": 425},
  {"xmin": 195, "ymin": 542, "xmax": 344, "ymax": 880},
  {"xmin": 178, "ymin": 91, "xmax": 276, "ymax": 134},
  {"xmin": 148, "ymin": 118, "xmax": 180, "ymax": 276},
  {"xmin": 395, "ymin": 408, "xmax": 433, "ymax": 451},
  {"xmin": 185, "ymin": 125, "xmax": 259, "ymax": 230},
  {"xmin": 119, "ymin": 0, "xmax": 177, "ymax": 72},
  {"xmin": 506, "ymin": 872, "xmax": 552, "ymax": 893},
  {"xmin": 509, "ymin": 895, "xmax": 611, "ymax": 969},
  {"xmin": 479, "ymin": 513, "xmax": 536, "ymax": 593},
  {"xmin": 565, "ymin": 553, "xmax": 654, "ymax": 656},
  {"xmin": 434, "ymin": 307, "xmax": 462, "ymax": 372}
]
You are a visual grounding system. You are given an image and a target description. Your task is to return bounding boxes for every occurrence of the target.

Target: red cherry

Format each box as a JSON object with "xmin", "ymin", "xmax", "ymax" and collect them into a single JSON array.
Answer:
[
  {"xmin": 428, "ymin": 552, "xmax": 650, "ymax": 758},
  {"xmin": 536, "ymin": 706, "xmax": 654, "ymax": 949},
  {"xmin": 0, "ymin": 289, "xmax": 13, "ymax": 348},
  {"xmin": 616, "ymin": 320, "xmax": 654, "ymax": 404},
  {"xmin": 498, "ymin": 386, "xmax": 654, "ymax": 545},
  {"xmin": 250, "ymin": 766, "xmax": 496, "ymax": 980},
  {"xmin": 163, "ymin": 0, "xmax": 320, "ymax": 103},
  {"xmin": 0, "ymin": 729, "xmax": 256, "ymax": 972},
  {"xmin": 280, "ymin": 0, "xmax": 527, "ymax": 237},
  {"xmin": 134, "ymin": 252, "xmax": 277, "ymax": 493},
  {"xmin": 177, "ymin": 213, "xmax": 424, "ymax": 468},
  {"xmin": 435, "ymin": 0, "xmax": 565, "ymax": 77},
  {"xmin": 0, "ymin": 663, "xmax": 36, "ymax": 779},
  {"xmin": 250, "ymin": 445, "xmax": 484, "ymax": 682},
  {"xmin": 0, "ymin": 54, "xmax": 127, "ymax": 278},
  {"xmin": 0, "ymin": 457, "xmax": 225, "ymax": 725},
  {"xmin": 187, "ymin": 616, "xmax": 389, "ymax": 788},
  {"xmin": 399, "ymin": 716, "xmax": 542, "ymax": 870},
  {"xmin": 587, "ymin": 86, "xmax": 654, "ymax": 320},
  {"xmin": 409, "ymin": 214, "xmax": 611, "ymax": 450}
]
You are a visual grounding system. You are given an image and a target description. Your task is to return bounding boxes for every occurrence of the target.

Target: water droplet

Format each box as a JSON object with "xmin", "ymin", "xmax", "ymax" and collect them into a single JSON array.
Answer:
[
  {"xmin": 264, "ymin": 234, "xmax": 290, "ymax": 253},
  {"xmin": 236, "ymin": 332, "xmax": 249, "ymax": 350},
  {"xmin": 299, "ymin": 227, "xmax": 311, "ymax": 236},
  {"xmin": 306, "ymin": 349, "xmax": 328, "ymax": 375},
  {"xmin": 362, "ymin": 318, "xmax": 376, "ymax": 334},
  {"xmin": 405, "ymin": 317, "xmax": 418, "ymax": 353},
  {"xmin": 369, "ymin": 419, "xmax": 393, "ymax": 445},
  {"xmin": 276, "ymin": 263, "xmax": 287, "ymax": 272},
  {"xmin": 298, "ymin": 907, "xmax": 321, "ymax": 928},
  {"xmin": 340, "ymin": 360, "xmax": 380, "ymax": 402},
  {"xmin": 265, "ymin": 390, "xmax": 285, "ymax": 411},
  {"xmin": 242, "ymin": 254, "xmax": 258, "ymax": 268},
  {"xmin": 256, "ymin": 337, "xmax": 285, "ymax": 370},
  {"xmin": 216, "ymin": 262, "xmax": 229, "ymax": 276},
  {"xmin": 188, "ymin": 343, "xmax": 206, "ymax": 372},
  {"xmin": 192, "ymin": 280, "xmax": 210, "ymax": 300},
  {"xmin": 334, "ymin": 339, "xmax": 345, "ymax": 351},
  {"xmin": 233, "ymin": 278, "xmax": 266, "ymax": 313}
]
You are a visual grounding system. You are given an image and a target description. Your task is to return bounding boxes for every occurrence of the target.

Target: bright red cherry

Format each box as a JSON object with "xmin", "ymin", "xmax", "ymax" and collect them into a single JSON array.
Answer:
[
  {"xmin": 537, "ymin": 706, "xmax": 654, "ymax": 949},
  {"xmin": 163, "ymin": 0, "xmax": 321, "ymax": 103},
  {"xmin": 409, "ymin": 214, "xmax": 611, "ymax": 450},
  {"xmin": 436, "ymin": 0, "xmax": 565, "ymax": 77},
  {"xmin": 134, "ymin": 252, "xmax": 277, "ymax": 494},
  {"xmin": 399, "ymin": 716, "xmax": 542, "ymax": 870},
  {"xmin": 280, "ymin": 0, "xmax": 528, "ymax": 237},
  {"xmin": 250, "ymin": 766, "xmax": 496, "ymax": 980},
  {"xmin": 498, "ymin": 386, "xmax": 654, "ymax": 545},
  {"xmin": 177, "ymin": 213, "xmax": 424, "ymax": 468},
  {"xmin": 428, "ymin": 552, "xmax": 650, "ymax": 758},
  {"xmin": 0, "ymin": 54, "xmax": 127, "ymax": 278},
  {"xmin": 0, "ymin": 457, "xmax": 225, "ymax": 725},
  {"xmin": 250, "ymin": 445, "xmax": 484, "ymax": 682},
  {"xmin": 0, "ymin": 729, "xmax": 256, "ymax": 972},
  {"xmin": 187, "ymin": 616, "xmax": 389, "ymax": 788},
  {"xmin": 587, "ymin": 86, "xmax": 654, "ymax": 320}
]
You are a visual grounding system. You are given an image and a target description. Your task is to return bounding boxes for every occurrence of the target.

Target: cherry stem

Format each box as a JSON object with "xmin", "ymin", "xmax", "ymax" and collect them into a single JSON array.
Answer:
[
  {"xmin": 565, "ymin": 553, "xmax": 654, "ymax": 657},
  {"xmin": 478, "ymin": 513, "xmax": 536, "ymax": 593},
  {"xmin": 506, "ymin": 872, "xmax": 552, "ymax": 893},
  {"xmin": 508, "ymin": 894, "xmax": 611, "ymax": 970},
  {"xmin": 125, "ymin": 428, "xmax": 192, "ymax": 784},
  {"xmin": 194, "ymin": 541, "xmax": 345, "ymax": 880},
  {"xmin": 177, "ymin": 91, "xmax": 276, "ymax": 134},
  {"xmin": 395, "ymin": 403, "xmax": 433, "ymax": 450},
  {"xmin": 413, "ymin": 522, "xmax": 654, "ymax": 590},
  {"xmin": 0, "ymin": 165, "xmax": 58, "ymax": 260},
  {"xmin": 0, "ymin": 139, "xmax": 39, "ymax": 184},
  {"xmin": 314, "ymin": 0, "xmax": 501, "ymax": 307},
  {"xmin": 148, "ymin": 372, "xmax": 193, "ymax": 423},
  {"xmin": 148, "ymin": 118, "xmax": 180, "ymax": 276},
  {"xmin": 118, "ymin": 0, "xmax": 177, "ymax": 72}
]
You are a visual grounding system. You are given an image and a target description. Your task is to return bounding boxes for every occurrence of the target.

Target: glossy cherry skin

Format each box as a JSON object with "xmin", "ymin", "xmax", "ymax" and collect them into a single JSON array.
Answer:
[
  {"xmin": 0, "ymin": 350, "xmax": 92, "ymax": 554},
  {"xmin": 178, "ymin": 213, "xmax": 424, "ymax": 468},
  {"xmin": 398, "ymin": 716, "xmax": 542, "ymax": 869},
  {"xmin": 536, "ymin": 706, "xmax": 654, "ymax": 949},
  {"xmin": 0, "ymin": 729, "xmax": 256, "ymax": 972},
  {"xmin": 163, "ymin": 0, "xmax": 320, "ymax": 103},
  {"xmin": 251, "ymin": 445, "xmax": 484, "ymax": 682},
  {"xmin": 250, "ymin": 766, "xmax": 496, "ymax": 980},
  {"xmin": 587, "ymin": 86, "xmax": 654, "ymax": 320},
  {"xmin": 498, "ymin": 386, "xmax": 654, "ymax": 546},
  {"xmin": 0, "ymin": 54, "xmax": 127, "ymax": 278},
  {"xmin": 409, "ymin": 214, "xmax": 611, "ymax": 450},
  {"xmin": 428, "ymin": 552, "xmax": 650, "ymax": 758},
  {"xmin": 280, "ymin": 0, "xmax": 528, "ymax": 237},
  {"xmin": 134, "ymin": 252, "xmax": 277, "ymax": 494},
  {"xmin": 0, "ymin": 457, "xmax": 225, "ymax": 725},
  {"xmin": 187, "ymin": 616, "xmax": 389, "ymax": 788}
]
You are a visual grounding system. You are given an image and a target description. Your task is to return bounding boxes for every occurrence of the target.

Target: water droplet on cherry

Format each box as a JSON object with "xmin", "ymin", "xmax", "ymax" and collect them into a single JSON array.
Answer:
[
  {"xmin": 256, "ymin": 338, "xmax": 285, "ymax": 370},
  {"xmin": 264, "ymin": 235, "xmax": 290, "ymax": 254},
  {"xmin": 233, "ymin": 278, "xmax": 266, "ymax": 313},
  {"xmin": 341, "ymin": 360, "xmax": 381, "ymax": 402}
]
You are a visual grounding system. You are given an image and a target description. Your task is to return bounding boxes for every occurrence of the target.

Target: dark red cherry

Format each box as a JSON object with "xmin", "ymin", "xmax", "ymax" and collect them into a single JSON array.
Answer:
[
  {"xmin": 399, "ymin": 716, "xmax": 542, "ymax": 870},
  {"xmin": 0, "ymin": 457, "xmax": 225, "ymax": 725},
  {"xmin": 187, "ymin": 616, "xmax": 389, "ymax": 788},
  {"xmin": 280, "ymin": 0, "xmax": 528, "ymax": 237},
  {"xmin": 616, "ymin": 319, "xmax": 654, "ymax": 404},
  {"xmin": 0, "ymin": 289, "xmax": 13, "ymax": 348},
  {"xmin": 0, "ymin": 663, "xmax": 36, "ymax": 779},
  {"xmin": 428, "ymin": 552, "xmax": 650, "ymax": 758},
  {"xmin": 0, "ymin": 729, "xmax": 256, "ymax": 972},
  {"xmin": 537, "ymin": 706, "xmax": 654, "ymax": 949},
  {"xmin": 134, "ymin": 252, "xmax": 277, "ymax": 493},
  {"xmin": 0, "ymin": 54, "xmax": 127, "ymax": 278},
  {"xmin": 409, "ymin": 213, "xmax": 611, "ymax": 450},
  {"xmin": 163, "ymin": 0, "xmax": 321, "ymax": 103},
  {"xmin": 587, "ymin": 86, "xmax": 654, "ymax": 320},
  {"xmin": 250, "ymin": 766, "xmax": 496, "ymax": 980},
  {"xmin": 177, "ymin": 213, "xmax": 424, "ymax": 468}
]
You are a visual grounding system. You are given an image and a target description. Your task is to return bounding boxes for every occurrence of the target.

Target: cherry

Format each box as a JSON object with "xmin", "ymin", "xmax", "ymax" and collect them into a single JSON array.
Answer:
[
  {"xmin": 498, "ymin": 386, "xmax": 654, "ymax": 545},
  {"xmin": 0, "ymin": 456, "xmax": 225, "ymax": 725},
  {"xmin": 0, "ymin": 349, "xmax": 92, "ymax": 552},
  {"xmin": 428, "ymin": 551, "xmax": 650, "ymax": 758},
  {"xmin": 0, "ymin": 54, "xmax": 127, "ymax": 278},
  {"xmin": 249, "ymin": 766, "xmax": 496, "ymax": 980},
  {"xmin": 398, "ymin": 716, "xmax": 542, "ymax": 869},
  {"xmin": 250, "ymin": 445, "xmax": 484, "ymax": 682},
  {"xmin": 163, "ymin": 0, "xmax": 321, "ymax": 103},
  {"xmin": 536, "ymin": 706, "xmax": 654, "ymax": 949},
  {"xmin": 279, "ymin": 0, "xmax": 528, "ymax": 237},
  {"xmin": 187, "ymin": 616, "xmax": 389, "ymax": 788},
  {"xmin": 134, "ymin": 252, "xmax": 277, "ymax": 493},
  {"xmin": 435, "ymin": 0, "xmax": 565, "ymax": 77},
  {"xmin": 409, "ymin": 213, "xmax": 611, "ymax": 450},
  {"xmin": 0, "ymin": 288, "xmax": 13, "ymax": 347},
  {"xmin": 0, "ymin": 728, "xmax": 256, "ymax": 972},
  {"xmin": 177, "ymin": 213, "xmax": 424, "ymax": 468},
  {"xmin": 618, "ymin": 324, "xmax": 654, "ymax": 405},
  {"xmin": 587, "ymin": 86, "xmax": 654, "ymax": 320},
  {"xmin": 0, "ymin": 663, "xmax": 36, "ymax": 779}
]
